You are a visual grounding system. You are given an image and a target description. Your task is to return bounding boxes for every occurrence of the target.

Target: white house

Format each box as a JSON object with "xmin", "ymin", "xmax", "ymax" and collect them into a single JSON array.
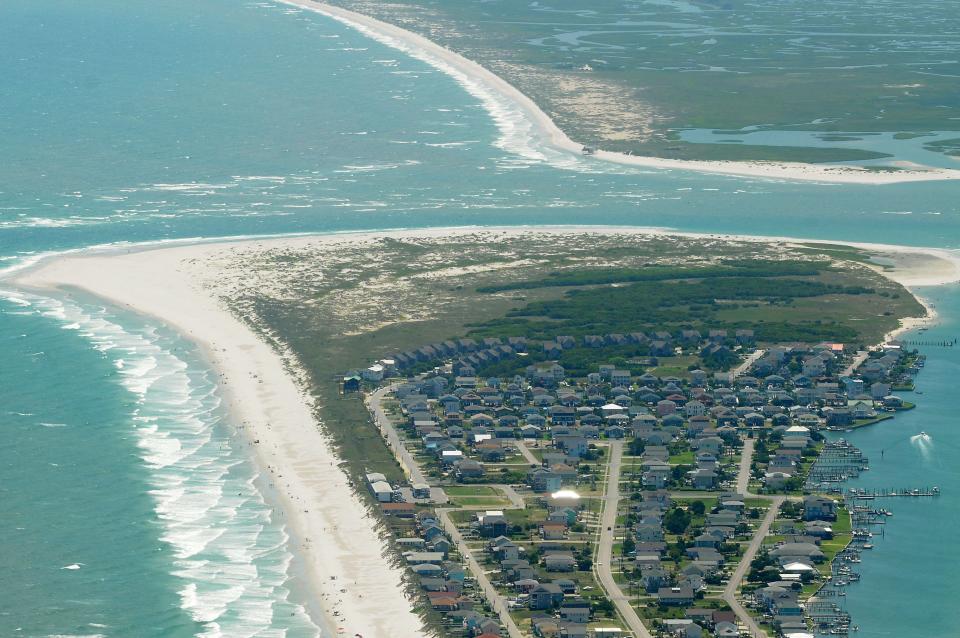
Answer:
[
  {"xmin": 370, "ymin": 480, "xmax": 393, "ymax": 502},
  {"xmin": 362, "ymin": 364, "xmax": 385, "ymax": 381}
]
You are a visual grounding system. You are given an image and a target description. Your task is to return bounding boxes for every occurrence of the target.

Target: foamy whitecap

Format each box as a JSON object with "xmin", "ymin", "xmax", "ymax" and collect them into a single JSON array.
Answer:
[
  {"xmin": 1, "ymin": 294, "xmax": 32, "ymax": 307},
  {"xmin": 14, "ymin": 290, "xmax": 322, "ymax": 637},
  {"xmin": 147, "ymin": 183, "xmax": 236, "ymax": 193},
  {"xmin": 0, "ymin": 216, "xmax": 104, "ymax": 229}
]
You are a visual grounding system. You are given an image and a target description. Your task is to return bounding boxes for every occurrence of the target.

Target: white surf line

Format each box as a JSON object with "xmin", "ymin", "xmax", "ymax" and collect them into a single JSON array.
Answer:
[
  {"xmin": 10, "ymin": 247, "xmax": 430, "ymax": 638},
  {"xmin": 277, "ymin": 0, "xmax": 960, "ymax": 184}
]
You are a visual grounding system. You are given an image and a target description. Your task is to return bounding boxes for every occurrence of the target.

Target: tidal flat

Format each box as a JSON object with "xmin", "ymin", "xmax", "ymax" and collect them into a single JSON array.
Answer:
[{"xmin": 327, "ymin": 0, "xmax": 960, "ymax": 164}]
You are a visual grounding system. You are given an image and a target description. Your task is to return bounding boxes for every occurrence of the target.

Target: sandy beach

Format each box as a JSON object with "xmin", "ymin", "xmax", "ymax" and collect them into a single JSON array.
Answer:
[
  {"xmin": 281, "ymin": 0, "xmax": 960, "ymax": 186},
  {"xmin": 10, "ymin": 225, "xmax": 958, "ymax": 635},
  {"xmin": 795, "ymin": 238, "xmax": 960, "ymax": 342},
  {"xmin": 14, "ymin": 241, "xmax": 428, "ymax": 638}
]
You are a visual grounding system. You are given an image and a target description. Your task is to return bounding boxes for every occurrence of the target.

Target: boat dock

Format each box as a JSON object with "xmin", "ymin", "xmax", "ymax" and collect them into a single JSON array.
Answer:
[
  {"xmin": 847, "ymin": 487, "xmax": 940, "ymax": 499},
  {"xmin": 806, "ymin": 599, "xmax": 856, "ymax": 635},
  {"xmin": 802, "ymin": 445, "xmax": 942, "ymax": 635},
  {"xmin": 805, "ymin": 440, "xmax": 869, "ymax": 491},
  {"xmin": 898, "ymin": 338, "xmax": 956, "ymax": 348}
]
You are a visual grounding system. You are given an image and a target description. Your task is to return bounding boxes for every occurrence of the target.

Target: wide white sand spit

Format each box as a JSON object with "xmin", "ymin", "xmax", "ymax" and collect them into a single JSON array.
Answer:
[
  {"xmin": 15, "ymin": 240, "xmax": 427, "ymax": 638},
  {"xmin": 281, "ymin": 0, "xmax": 960, "ymax": 185}
]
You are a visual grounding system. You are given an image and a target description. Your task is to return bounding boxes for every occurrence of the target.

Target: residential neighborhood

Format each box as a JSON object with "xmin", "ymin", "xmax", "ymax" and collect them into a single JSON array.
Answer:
[{"xmin": 353, "ymin": 329, "xmax": 924, "ymax": 638}]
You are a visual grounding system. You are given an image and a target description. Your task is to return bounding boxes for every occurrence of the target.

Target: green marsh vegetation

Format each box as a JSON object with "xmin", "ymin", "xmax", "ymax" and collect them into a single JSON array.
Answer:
[
  {"xmin": 218, "ymin": 232, "xmax": 922, "ymax": 481},
  {"xmin": 328, "ymin": 0, "xmax": 960, "ymax": 164}
]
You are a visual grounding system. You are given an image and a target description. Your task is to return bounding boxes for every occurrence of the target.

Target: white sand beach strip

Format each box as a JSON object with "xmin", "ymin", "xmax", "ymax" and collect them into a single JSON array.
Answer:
[
  {"xmin": 280, "ymin": 0, "xmax": 960, "ymax": 185},
  {"xmin": 14, "ymin": 242, "xmax": 428, "ymax": 638},
  {"xmin": 836, "ymin": 241, "xmax": 960, "ymax": 341}
]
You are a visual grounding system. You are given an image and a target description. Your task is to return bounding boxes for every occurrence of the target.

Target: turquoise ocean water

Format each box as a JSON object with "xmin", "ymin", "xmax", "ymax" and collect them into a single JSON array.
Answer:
[{"xmin": 0, "ymin": 1, "xmax": 958, "ymax": 636}]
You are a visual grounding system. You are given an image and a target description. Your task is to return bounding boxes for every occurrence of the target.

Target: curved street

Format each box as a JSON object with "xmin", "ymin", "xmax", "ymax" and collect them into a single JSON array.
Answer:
[
  {"xmin": 370, "ymin": 381, "xmax": 784, "ymax": 638},
  {"xmin": 722, "ymin": 495, "xmax": 784, "ymax": 638},
  {"xmin": 368, "ymin": 383, "xmax": 523, "ymax": 637},
  {"xmin": 737, "ymin": 437, "xmax": 755, "ymax": 495},
  {"xmin": 437, "ymin": 508, "xmax": 524, "ymax": 638},
  {"xmin": 727, "ymin": 433, "xmax": 782, "ymax": 638},
  {"xmin": 594, "ymin": 441, "xmax": 654, "ymax": 638}
]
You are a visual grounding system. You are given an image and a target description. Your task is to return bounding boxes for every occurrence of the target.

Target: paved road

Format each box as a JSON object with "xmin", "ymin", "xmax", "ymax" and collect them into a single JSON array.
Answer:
[
  {"xmin": 515, "ymin": 439, "xmax": 540, "ymax": 466},
  {"xmin": 494, "ymin": 484, "xmax": 526, "ymax": 509},
  {"xmin": 727, "ymin": 433, "xmax": 780, "ymax": 638},
  {"xmin": 842, "ymin": 350, "xmax": 869, "ymax": 377},
  {"xmin": 369, "ymin": 381, "xmax": 785, "ymax": 637},
  {"xmin": 733, "ymin": 348, "xmax": 766, "ymax": 378},
  {"xmin": 438, "ymin": 508, "xmax": 523, "ymax": 638},
  {"xmin": 369, "ymin": 384, "xmax": 524, "ymax": 636},
  {"xmin": 367, "ymin": 383, "xmax": 427, "ymax": 485},
  {"xmin": 594, "ymin": 441, "xmax": 654, "ymax": 638},
  {"xmin": 666, "ymin": 490, "xmax": 740, "ymax": 499},
  {"xmin": 723, "ymin": 495, "xmax": 784, "ymax": 638},
  {"xmin": 737, "ymin": 437, "xmax": 755, "ymax": 495}
]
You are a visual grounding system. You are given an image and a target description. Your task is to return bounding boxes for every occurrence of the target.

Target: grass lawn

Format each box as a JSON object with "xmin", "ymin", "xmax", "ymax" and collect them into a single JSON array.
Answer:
[
  {"xmin": 673, "ymin": 496, "xmax": 719, "ymax": 510},
  {"xmin": 648, "ymin": 355, "xmax": 699, "ymax": 379},
  {"xmin": 832, "ymin": 508, "xmax": 853, "ymax": 535},
  {"xmin": 445, "ymin": 485, "xmax": 500, "ymax": 497},
  {"xmin": 505, "ymin": 508, "xmax": 548, "ymax": 528},
  {"xmin": 449, "ymin": 510, "xmax": 477, "ymax": 526},
  {"xmin": 451, "ymin": 496, "xmax": 511, "ymax": 507},
  {"xmin": 850, "ymin": 413, "xmax": 896, "ymax": 429},
  {"xmin": 668, "ymin": 450, "xmax": 695, "ymax": 465},
  {"xmin": 815, "ymin": 508, "xmax": 854, "ymax": 586}
]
